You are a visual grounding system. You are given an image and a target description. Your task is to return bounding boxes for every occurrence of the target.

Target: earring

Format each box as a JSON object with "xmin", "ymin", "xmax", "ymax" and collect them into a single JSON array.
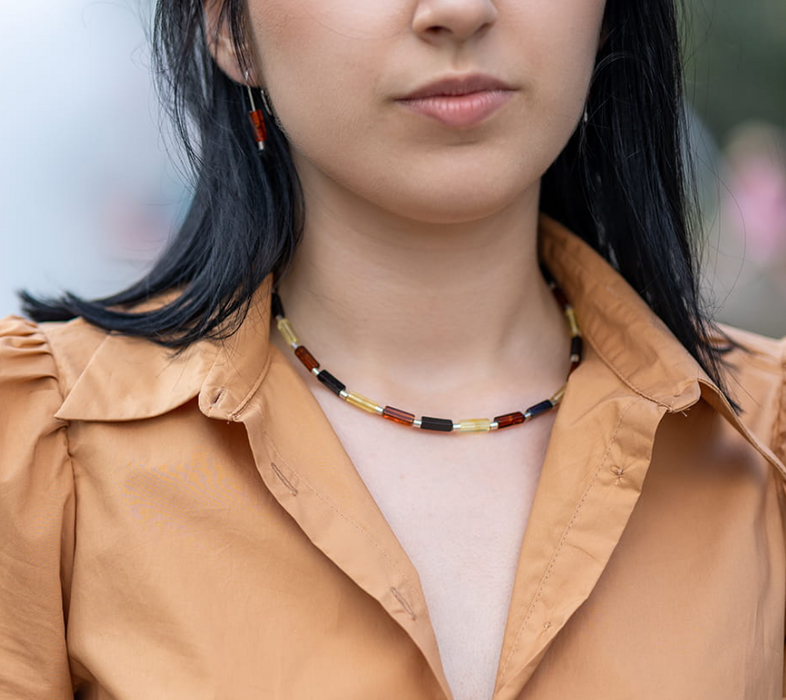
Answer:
[
  {"xmin": 244, "ymin": 70, "xmax": 268, "ymax": 154},
  {"xmin": 582, "ymin": 104, "xmax": 589, "ymax": 126}
]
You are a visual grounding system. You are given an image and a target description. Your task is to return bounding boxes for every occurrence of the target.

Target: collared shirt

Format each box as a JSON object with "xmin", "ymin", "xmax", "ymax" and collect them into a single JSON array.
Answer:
[{"xmin": 1, "ymin": 214, "xmax": 785, "ymax": 700}]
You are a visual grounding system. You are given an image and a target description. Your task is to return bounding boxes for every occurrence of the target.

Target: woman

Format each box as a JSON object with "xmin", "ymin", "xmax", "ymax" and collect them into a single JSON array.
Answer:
[{"xmin": 1, "ymin": 0, "xmax": 784, "ymax": 698}]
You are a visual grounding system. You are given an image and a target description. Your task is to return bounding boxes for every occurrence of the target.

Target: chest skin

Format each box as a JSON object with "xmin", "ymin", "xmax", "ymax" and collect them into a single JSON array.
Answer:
[{"xmin": 316, "ymin": 395, "xmax": 559, "ymax": 700}]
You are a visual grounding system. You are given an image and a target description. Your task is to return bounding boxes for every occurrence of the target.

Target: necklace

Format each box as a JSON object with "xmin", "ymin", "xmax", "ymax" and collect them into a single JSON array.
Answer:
[{"xmin": 272, "ymin": 264, "xmax": 583, "ymax": 433}]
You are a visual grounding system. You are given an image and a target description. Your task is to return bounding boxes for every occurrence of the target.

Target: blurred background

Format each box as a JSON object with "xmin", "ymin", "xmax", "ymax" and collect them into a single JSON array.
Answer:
[{"xmin": 1, "ymin": 0, "xmax": 784, "ymax": 336}]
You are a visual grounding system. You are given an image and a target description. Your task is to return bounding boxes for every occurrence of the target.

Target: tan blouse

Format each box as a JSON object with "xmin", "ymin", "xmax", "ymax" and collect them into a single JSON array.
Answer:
[{"xmin": 1, "ymin": 215, "xmax": 785, "ymax": 699}]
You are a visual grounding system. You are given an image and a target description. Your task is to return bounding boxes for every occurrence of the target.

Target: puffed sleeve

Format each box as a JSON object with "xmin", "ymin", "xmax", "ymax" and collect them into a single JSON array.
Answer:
[{"xmin": 0, "ymin": 316, "xmax": 76, "ymax": 698}]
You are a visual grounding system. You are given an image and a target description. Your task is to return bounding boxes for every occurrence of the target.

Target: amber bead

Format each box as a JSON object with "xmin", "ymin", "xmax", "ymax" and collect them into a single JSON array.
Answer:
[
  {"xmin": 565, "ymin": 308, "xmax": 581, "ymax": 337},
  {"xmin": 249, "ymin": 109, "xmax": 267, "ymax": 146},
  {"xmin": 526, "ymin": 400, "xmax": 555, "ymax": 419},
  {"xmin": 420, "ymin": 417, "xmax": 454, "ymax": 432},
  {"xmin": 550, "ymin": 285, "xmax": 570, "ymax": 309},
  {"xmin": 457, "ymin": 419, "xmax": 492, "ymax": 433},
  {"xmin": 346, "ymin": 392, "xmax": 382, "ymax": 415},
  {"xmin": 277, "ymin": 318, "xmax": 299, "ymax": 347},
  {"xmin": 383, "ymin": 406, "xmax": 416, "ymax": 426},
  {"xmin": 295, "ymin": 346, "xmax": 320, "ymax": 372},
  {"xmin": 271, "ymin": 293, "xmax": 285, "ymax": 319},
  {"xmin": 494, "ymin": 412, "xmax": 525, "ymax": 429},
  {"xmin": 317, "ymin": 370, "xmax": 345, "ymax": 396},
  {"xmin": 570, "ymin": 336, "xmax": 583, "ymax": 360}
]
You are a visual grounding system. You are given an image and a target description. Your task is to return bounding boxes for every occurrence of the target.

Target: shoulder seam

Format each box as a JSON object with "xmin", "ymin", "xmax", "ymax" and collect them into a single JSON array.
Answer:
[{"xmin": 35, "ymin": 324, "xmax": 78, "ymax": 463}]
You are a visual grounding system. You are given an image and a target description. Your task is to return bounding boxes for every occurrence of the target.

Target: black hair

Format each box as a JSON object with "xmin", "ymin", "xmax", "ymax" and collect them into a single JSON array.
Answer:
[{"xmin": 21, "ymin": 0, "xmax": 739, "ymax": 404}]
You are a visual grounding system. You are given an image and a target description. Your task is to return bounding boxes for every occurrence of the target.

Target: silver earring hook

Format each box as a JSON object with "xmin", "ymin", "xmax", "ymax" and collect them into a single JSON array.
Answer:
[
  {"xmin": 244, "ymin": 69, "xmax": 259, "ymax": 112},
  {"xmin": 260, "ymin": 88, "xmax": 273, "ymax": 116}
]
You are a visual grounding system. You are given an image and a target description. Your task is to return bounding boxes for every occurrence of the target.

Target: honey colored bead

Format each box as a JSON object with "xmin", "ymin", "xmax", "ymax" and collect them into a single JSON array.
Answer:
[
  {"xmin": 457, "ymin": 419, "xmax": 492, "ymax": 433},
  {"xmin": 346, "ymin": 391, "xmax": 382, "ymax": 415},
  {"xmin": 550, "ymin": 385, "xmax": 566, "ymax": 404},
  {"xmin": 564, "ymin": 308, "xmax": 581, "ymax": 337},
  {"xmin": 277, "ymin": 318, "xmax": 300, "ymax": 347}
]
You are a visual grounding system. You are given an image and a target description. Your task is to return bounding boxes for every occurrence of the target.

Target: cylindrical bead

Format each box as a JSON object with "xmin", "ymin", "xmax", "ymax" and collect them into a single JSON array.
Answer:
[
  {"xmin": 564, "ymin": 307, "xmax": 581, "ymax": 337},
  {"xmin": 457, "ymin": 419, "xmax": 492, "ymax": 433},
  {"xmin": 346, "ymin": 391, "xmax": 382, "ymax": 415},
  {"xmin": 249, "ymin": 109, "xmax": 267, "ymax": 144},
  {"xmin": 494, "ymin": 412, "xmax": 526, "ymax": 429},
  {"xmin": 550, "ymin": 285, "xmax": 570, "ymax": 310},
  {"xmin": 295, "ymin": 346, "xmax": 320, "ymax": 372},
  {"xmin": 525, "ymin": 400, "xmax": 555, "ymax": 420},
  {"xmin": 271, "ymin": 293, "xmax": 285, "ymax": 319},
  {"xmin": 317, "ymin": 370, "xmax": 346, "ymax": 396},
  {"xmin": 550, "ymin": 384, "xmax": 566, "ymax": 404},
  {"xmin": 539, "ymin": 264, "xmax": 555, "ymax": 285},
  {"xmin": 570, "ymin": 335, "xmax": 583, "ymax": 360},
  {"xmin": 420, "ymin": 417, "xmax": 454, "ymax": 432},
  {"xmin": 383, "ymin": 406, "xmax": 416, "ymax": 426},
  {"xmin": 277, "ymin": 318, "xmax": 299, "ymax": 347}
]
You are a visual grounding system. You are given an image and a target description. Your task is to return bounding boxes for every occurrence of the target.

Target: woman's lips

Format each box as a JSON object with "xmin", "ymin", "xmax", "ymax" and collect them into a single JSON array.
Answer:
[{"xmin": 396, "ymin": 90, "xmax": 514, "ymax": 128}]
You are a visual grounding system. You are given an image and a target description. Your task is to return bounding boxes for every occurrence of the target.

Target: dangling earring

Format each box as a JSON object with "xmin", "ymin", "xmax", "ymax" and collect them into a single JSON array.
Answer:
[
  {"xmin": 244, "ymin": 70, "xmax": 268, "ymax": 154},
  {"xmin": 582, "ymin": 104, "xmax": 589, "ymax": 126}
]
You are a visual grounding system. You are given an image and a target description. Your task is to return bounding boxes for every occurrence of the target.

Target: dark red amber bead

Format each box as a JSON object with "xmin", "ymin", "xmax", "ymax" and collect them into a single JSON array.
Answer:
[
  {"xmin": 249, "ymin": 109, "xmax": 267, "ymax": 144},
  {"xmin": 550, "ymin": 285, "xmax": 570, "ymax": 309},
  {"xmin": 295, "ymin": 346, "xmax": 320, "ymax": 372},
  {"xmin": 382, "ymin": 406, "xmax": 415, "ymax": 426},
  {"xmin": 494, "ymin": 412, "xmax": 526, "ymax": 429}
]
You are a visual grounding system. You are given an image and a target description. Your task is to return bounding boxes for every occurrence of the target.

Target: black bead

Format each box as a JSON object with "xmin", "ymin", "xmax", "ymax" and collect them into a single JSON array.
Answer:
[
  {"xmin": 526, "ymin": 400, "xmax": 554, "ymax": 419},
  {"xmin": 271, "ymin": 292, "xmax": 285, "ymax": 319},
  {"xmin": 539, "ymin": 263, "xmax": 555, "ymax": 286},
  {"xmin": 317, "ymin": 370, "xmax": 346, "ymax": 396},
  {"xmin": 420, "ymin": 417, "xmax": 454, "ymax": 432},
  {"xmin": 570, "ymin": 335, "xmax": 583, "ymax": 359}
]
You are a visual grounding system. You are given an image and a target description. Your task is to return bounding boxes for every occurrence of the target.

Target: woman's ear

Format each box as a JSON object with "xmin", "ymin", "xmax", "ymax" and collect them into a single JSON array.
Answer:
[{"xmin": 203, "ymin": 0, "xmax": 251, "ymax": 85}]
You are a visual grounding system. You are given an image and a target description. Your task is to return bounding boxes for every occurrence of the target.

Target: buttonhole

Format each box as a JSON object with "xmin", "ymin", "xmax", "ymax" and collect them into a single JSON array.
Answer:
[
  {"xmin": 390, "ymin": 587, "xmax": 417, "ymax": 620},
  {"xmin": 270, "ymin": 462, "xmax": 298, "ymax": 496}
]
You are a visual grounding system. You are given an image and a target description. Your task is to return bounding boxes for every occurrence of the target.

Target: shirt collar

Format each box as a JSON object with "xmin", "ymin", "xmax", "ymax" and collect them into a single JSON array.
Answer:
[{"xmin": 53, "ymin": 214, "xmax": 786, "ymax": 478}]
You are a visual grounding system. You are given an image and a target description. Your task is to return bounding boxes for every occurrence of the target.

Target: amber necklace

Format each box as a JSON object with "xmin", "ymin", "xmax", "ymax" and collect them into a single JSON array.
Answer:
[{"xmin": 272, "ymin": 264, "xmax": 582, "ymax": 433}]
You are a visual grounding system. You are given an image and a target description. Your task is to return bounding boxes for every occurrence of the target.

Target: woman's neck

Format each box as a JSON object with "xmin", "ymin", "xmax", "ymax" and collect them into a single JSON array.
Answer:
[{"xmin": 273, "ymin": 176, "xmax": 571, "ymax": 414}]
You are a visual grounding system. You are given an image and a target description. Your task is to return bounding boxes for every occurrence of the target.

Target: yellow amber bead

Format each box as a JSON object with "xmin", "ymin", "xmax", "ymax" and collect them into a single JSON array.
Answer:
[
  {"xmin": 457, "ymin": 418, "xmax": 492, "ymax": 433},
  {"xmin": 564, "ymin": 308, "xmax": 581, "ymax": 337},
  {"xmin": 346, "ymin": 391, "xmax": 383, "ymax": 415},
  {"xmin": 277, "ymin": 318, "xmax": 300, "ymax": 347},
  {"xmin": 550, "ymin": 384, "xmax": 567, "ymax": 404}
]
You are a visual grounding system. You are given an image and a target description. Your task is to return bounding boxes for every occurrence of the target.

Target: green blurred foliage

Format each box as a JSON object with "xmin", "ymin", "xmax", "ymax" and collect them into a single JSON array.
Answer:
[{"xmin": 682, "ymin": 0, "xmax": 786, "ymax": 141}]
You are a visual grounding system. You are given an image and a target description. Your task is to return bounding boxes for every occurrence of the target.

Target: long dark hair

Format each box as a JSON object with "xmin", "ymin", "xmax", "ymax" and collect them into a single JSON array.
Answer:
[{"xmin": 22, "ymin": 0, "xmax": 738, "ymax": 402}]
